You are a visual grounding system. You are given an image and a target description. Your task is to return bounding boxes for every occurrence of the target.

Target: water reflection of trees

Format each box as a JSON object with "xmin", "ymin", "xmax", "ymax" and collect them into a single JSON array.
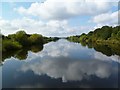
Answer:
[
  {"xmin": 2, "ymin": 39, "xmax": 120, "ymax": 64},
  {"xmin": 93, "ymin": 44, "xmax": 113, "ymax": 56},
  {"xmin": 81, "ymin": 42, "xmax": 120, "ymax": 56},
  {"xmin": 72, "ymin": 40, "xmax": 120, "ymax": 57},
  {"xmin": 94, "ymin": 44, "xmax": 120, "ymax": 56},
  {"xmin": 2, "ymin": 45, "xmax": 43, "ymax": 62}
]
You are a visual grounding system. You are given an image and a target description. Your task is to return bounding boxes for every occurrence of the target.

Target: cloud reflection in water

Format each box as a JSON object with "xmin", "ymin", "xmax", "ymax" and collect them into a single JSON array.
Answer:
[{"xmin": 19, "ymin": 40, "xmax": 118, "ymax": 82}]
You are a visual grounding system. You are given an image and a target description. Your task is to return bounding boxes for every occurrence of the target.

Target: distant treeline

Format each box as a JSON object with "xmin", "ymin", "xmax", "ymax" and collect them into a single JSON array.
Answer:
[
  {"xmin": 67, "ymin": 26, "xmax": 120, "ymax": 45},
  {"xmin": 2, "ymin": 31, "xmax": 59, "ymax": 53}
]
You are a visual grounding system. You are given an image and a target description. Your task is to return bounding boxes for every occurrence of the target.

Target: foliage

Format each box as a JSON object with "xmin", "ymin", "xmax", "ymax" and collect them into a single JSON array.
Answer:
[
  {"xmin": 67, "ymin": 25, "xmax": 120, "ymax": 56},
  {"xmin": 67, "ymin": 25, "xmax": 120, "ymax": 45},
  {"xmin": 2, "ymin": 30, "xmax": 60, "ymax": 62},
  {"xmin": 2, "ymin": 39, "xmax": 22, "ymax": 52},
  {"xmin": 28, "ymin": 34, "xmax": 44, "ymax": 45},
  {"xmin": 15, "ymin": 31, "xmax": 29, "ymax": 46},
  {"xmin": 2, "ymin": 30, "xmax": 58, "ymax": 55}
]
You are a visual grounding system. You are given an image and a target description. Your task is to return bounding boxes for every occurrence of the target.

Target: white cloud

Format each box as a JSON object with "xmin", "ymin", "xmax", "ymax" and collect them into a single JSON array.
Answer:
[
  {"xmin": 0, "ymin": 18, "xmax": 18, "ymax": 34},
  {"xmin": 1, "ymin": 0, "xmax": 119, "ymax": 36},
  {"xmin": 0, "ymin": 17, "xmax": 92, "ymax": 36},
  {"xmin": 15, "ymin": 0, "xmax": 115, "ymax": 20},
  {"xmin": 1, "ymin": 0, "xmax": 119, "ymax": 2},
  {"xmin": 92, "ymin": 10, "xmax": 119, "ymax": 26}
]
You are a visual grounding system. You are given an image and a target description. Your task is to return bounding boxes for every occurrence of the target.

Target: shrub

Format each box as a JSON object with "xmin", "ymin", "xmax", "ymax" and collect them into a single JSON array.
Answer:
[
  {"xmin": 2, "ymin": 39, "xmax": 22, "ymax": 52},
  {"xmin": 15, "ymin": 31, "xmax": 29, "ymax": 46},
  {"xmin": 28, "ymin": 34, "xmax": 44, "ymax": 45}
]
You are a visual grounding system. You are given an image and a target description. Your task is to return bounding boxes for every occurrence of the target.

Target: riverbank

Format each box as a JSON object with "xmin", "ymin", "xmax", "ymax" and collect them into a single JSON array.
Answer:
[
  {"xmin": 2, "ymin": 31, "xmax": 60, "ymax": 53},
  {"xmin": 67, "ymin": 25, "xmax": 120, "ymax": 56},
  {"xmin": 67, "ymin": 25, "xmax": 120, "ymax": 45}
]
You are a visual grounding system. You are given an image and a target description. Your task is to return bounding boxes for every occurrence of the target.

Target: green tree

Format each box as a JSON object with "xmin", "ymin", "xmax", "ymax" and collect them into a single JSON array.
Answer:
[
  {"xmin": 28, "ymin": 34, "xmax": 44, "ymax": 45},
  {"xmin": 15, "ymin": 31, "xmax": 29, "ymax": 46},
  {"xmin": 2, "ymin": 39, "xmax": 22, "ymax": 52},
  {"xmin": 8, "ymin": 34, "xmax": 16, "ymax": 41},
  {"xmin": 117, "ymin": 31, "xmax": 120, "ymax": 38},
  {"xmin": 100, "ymin": 26, "xmax": 112, "ymax": 40}
]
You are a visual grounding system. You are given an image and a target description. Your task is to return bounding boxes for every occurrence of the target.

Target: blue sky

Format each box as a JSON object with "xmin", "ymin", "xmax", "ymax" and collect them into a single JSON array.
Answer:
[
  {"xmin": 0, "ymin": 0, "xmax": 119, "ymax": 37},
  {"xmin": 2, "ymin": 2, "xmax": 37, "ymax": 20}
]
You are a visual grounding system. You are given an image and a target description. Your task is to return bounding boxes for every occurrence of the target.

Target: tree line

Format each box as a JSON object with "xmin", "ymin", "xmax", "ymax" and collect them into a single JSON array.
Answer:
[
  {"xmin": 2, "ymin": 31, "xmax": 59, "ymax": 53},
  {"xmin": 67, "ymin": 25, "xmax": 120, "ymax": 45},
  {"xmin": 67, "ymin": 25, "xmax": 120, "ymax": 56}
]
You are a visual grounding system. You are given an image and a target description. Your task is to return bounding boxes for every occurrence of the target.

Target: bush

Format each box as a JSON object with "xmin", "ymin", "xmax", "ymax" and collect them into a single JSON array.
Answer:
[
  {"xmin": 2, "ymin": 39, "xmax": 22, "ymax": 52},
  {"xmin": 15, "ymin": 31, "xmax": 29, "ymax": 46},
  {"xmin": 28, "ymin": 34, "xmax": 44, "ymax": 45}
]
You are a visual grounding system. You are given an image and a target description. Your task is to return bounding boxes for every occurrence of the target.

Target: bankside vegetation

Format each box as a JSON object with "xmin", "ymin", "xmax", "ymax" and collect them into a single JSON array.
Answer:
[
  {"xmin": 67, "ymin": 26, "xmax": 120, "ymax": 45},
  {"xmin": 2, "ymin": 31, "xmax": 59, "ymax": 53},
  {"xmin": 67, "ymin": 25, "xmax": 120, "ymax": 56}
]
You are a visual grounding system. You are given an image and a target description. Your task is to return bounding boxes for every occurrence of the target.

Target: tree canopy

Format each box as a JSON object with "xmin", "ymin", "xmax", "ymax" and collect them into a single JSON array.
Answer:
[
  {"xmin": 2, "ymin": 30, "xmax": 57, "ymax": 53},
  {"xmin": 67, "ymin": 25, "xmax": 120, "ymax": 45}
]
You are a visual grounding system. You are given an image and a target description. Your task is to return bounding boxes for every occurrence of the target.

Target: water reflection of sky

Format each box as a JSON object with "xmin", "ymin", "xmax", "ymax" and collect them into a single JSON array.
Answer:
[
  {"xmin": 26, "ymin": 39, "xmax": 95, "ymax": 61},
  {"xmin": 2, "ymin": 39, "xmax": 119, "ymax": 88}
]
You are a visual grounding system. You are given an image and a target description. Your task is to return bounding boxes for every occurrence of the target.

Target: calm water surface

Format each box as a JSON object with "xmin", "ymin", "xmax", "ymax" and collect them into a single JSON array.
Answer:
[{"xmin": 1, "ymin": 39, "xmax": 120, "ymax": 88}]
